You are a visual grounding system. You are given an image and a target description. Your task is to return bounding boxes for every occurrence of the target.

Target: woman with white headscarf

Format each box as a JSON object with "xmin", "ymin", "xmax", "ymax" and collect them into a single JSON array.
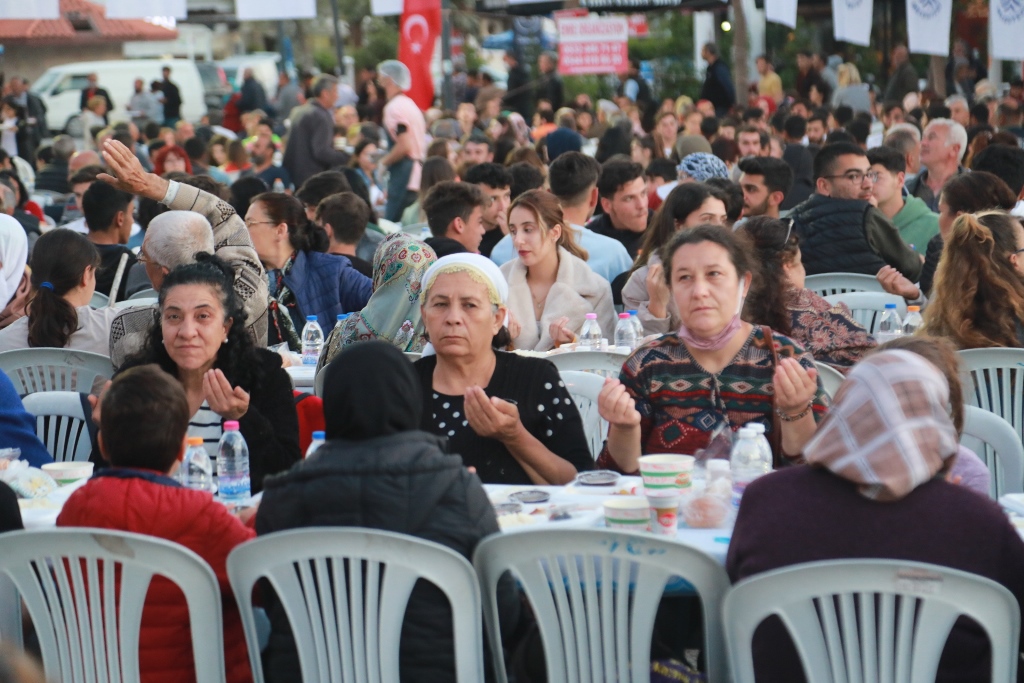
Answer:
[
  {"xmin": 413, "ymin": 253, "xmax": 593, "ymax": 485},
  {"xmin": 0, "ymin": 213, "xmax": 30, "ymax": 330},
  {"xmin": 727, "ymin": 350, "xmax": 1024, "ymax": 683}
]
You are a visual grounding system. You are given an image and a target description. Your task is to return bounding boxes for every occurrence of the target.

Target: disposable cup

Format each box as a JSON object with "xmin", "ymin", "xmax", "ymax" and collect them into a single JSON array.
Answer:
[
  {"xmin": 603, "ymin": 496, "xmax": 650, "ymax": 531},
  {"xmin": 645, "ymin": 492, "xmax": 680, "ymax": 536},
  {"xmin": 638, "ymin": 454, "xmax": 695, "ymax": 492}
]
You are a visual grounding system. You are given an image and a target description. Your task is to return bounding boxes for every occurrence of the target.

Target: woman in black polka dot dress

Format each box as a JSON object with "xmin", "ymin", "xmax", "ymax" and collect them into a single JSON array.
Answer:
[{"xmin": 414, "ymin": 254, "xmax": 594, "ymax": 485}]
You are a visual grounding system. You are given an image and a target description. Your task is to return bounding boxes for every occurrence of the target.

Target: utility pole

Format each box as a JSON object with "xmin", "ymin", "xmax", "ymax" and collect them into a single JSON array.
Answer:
[
  {"xmin": 441, "ymin": 0, "xmax": 454, "ymax": 110},
  {"xmin": 330, "ymin": 0, "xmax": 347, "ymax": 77}
]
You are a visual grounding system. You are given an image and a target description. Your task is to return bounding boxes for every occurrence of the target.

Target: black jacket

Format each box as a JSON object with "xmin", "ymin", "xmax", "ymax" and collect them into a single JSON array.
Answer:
[
  {"xmin": 780, "ymin": 144, "xmax": 814, "ymax": 210},
  {"xmin": 586, "ymin": 210, "xmax": 652, "ymax": 260},
  {"xmin": 256, "ymin": 432, "xmax": 520, "ymax": 683},
  {"xmin": 424, "ymin": 235, "xmax": 469, "ymax": 258},
  {"xmin": 535, "ymin": 72, "xmax": 564, "ymax": 111},
  {"xmin": 281, "ymin": 102, "xmax": 349, "ymax": 188},
  {"xmin": 504, "ymin": 63, "xmax": 533, "ymax": 119},
  {"xmin": 34, "ymin": 161, "xmax": 70, "ymax": 194},
  {"xmin": 700, "ymin": 60, "xmax": 736, "ymax": 117},
  {"xmin": 161, "ymin": 79, "xmax": 182, "ymax": 120}
]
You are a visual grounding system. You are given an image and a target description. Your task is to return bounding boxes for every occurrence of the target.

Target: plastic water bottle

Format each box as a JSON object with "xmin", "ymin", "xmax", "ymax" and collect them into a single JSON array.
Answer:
[
  {"xmin": 730, "ymin": 428, "xmax": 770, "ymax": 510},
  {"xmin": 181, "ymin": 436, "xmax": 213, "ymax": 492},
  {"xmin": 217, "ymin": 421, "xmax": 250, "ymax": 504},
  {"xmin": 902, "ymin": 305, "xmax": 923, "ymax": 335},
  {"xmin": 614, "ymin": 312, "xmax": 637, "ymax": 350},
  {"xmin": 305, "ymin": 430, "xmax": 325, "ymax": 458},
  {"xmin": 744, "ymin": 422, "xmax": 774, "ymax": 470},
  {"xmin": 627, "ymin": 310, "xmax": 644, "ymax": 341},
  {"xmin": 301, "ymin": 315, "xmax": 324, "ymax": 366},
  {"xmin": 876, "ymin": 303, "xmax": 904, "ymax": 344},
  {"xmin": 335, "ymin": 313, "xmax": 349, "ymax": 332},
  {"xmin": 272, "ymin": 178, "xmax": 285, "ymax": 192},
  {"xmin": 579, "ymin": 313, "xmax": 601, "ymax": 350}
]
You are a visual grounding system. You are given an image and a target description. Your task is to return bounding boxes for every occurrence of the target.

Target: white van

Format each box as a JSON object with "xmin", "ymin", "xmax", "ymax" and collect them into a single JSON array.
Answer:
[{"xmin": 30, "ymin": 59, "xmax": 207, "ymax": 135}]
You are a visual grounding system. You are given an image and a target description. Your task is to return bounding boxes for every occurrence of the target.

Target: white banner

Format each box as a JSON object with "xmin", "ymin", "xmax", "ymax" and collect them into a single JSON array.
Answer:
[
  {"xmin": 371, "ymin": 0, "xmax": 403, "ymax": 14},
  {"xmin": 905, "ymin": 0, "xmax": 951, "ymax": 56},
  {"xmin": 234, "ymin": 0, "xmax": 316, "ymax": 20},
  {"xmin": 832, "ymin": 0, "xmax": 873, "ymax": 46},
  {"xmin": 106, "ymin": 0, "xmax": 187, "ymax": 19},
  {"xmin": 0, "ymin": 0, "xmax": 59, "ymax": 18},
  {"xmin": 992, "ymin": 0, "xmax": 1024, "ymax": 60},
  {"xmin": 765, "ymin": 0, "xmax": 797, "ymax": 28}
]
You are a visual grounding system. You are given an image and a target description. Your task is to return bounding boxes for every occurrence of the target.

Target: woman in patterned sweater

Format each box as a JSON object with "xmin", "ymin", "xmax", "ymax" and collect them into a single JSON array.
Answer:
[
  {"xmin": 739, "ymin": 216, "xmax": 877, "ymax": 373},
  {"xmin": 597, "ymin": 225, "xmax": 829, "ymax": 472}
]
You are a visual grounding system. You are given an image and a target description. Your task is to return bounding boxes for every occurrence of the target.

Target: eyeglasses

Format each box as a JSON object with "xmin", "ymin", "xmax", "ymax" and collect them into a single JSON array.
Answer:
[
  {"xmin": 825, "ymin": 171, "xmax": 880, "ymax": 183},
  {"xmin": 136, "ymin": 251, "xmax": 151, "ymax": 265},
  {"xmin": 244, "ymin": 219, "xmax": 276, "ymax": 229}
]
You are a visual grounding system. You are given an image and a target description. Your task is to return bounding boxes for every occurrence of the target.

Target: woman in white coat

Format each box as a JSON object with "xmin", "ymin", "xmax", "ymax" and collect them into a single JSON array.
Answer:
[{"xmin": 500, "ymin": 189, "xmax": 616, "ymax": 351}]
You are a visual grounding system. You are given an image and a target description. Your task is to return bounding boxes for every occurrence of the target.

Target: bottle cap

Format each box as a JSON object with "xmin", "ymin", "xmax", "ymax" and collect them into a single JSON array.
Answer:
[
  {"xmin": 737, "ymin": 427, "xmax": 755, "ymax": 438},
  {"xmin": 306, "ymin": 315, "xmax": 318, "ymax": 322},
  {"xmin": 618, "ymin": 312, "xmax": 630, "ymax": 319},
  {"xmin": 627, "ymin": 310, "xmax": 638, "ymax": 315},
  {"xmin": 585, "ymin": 313, "xmax": 597, "ymax": 319},
  {"xmin": 187, "ymin": 437, "xmax": 204, "ymax": 446},
  {"xmin": 883, "ymin": 303, "xmax": 896, "ymax": 309},
  {"xmin": 223, "ymin": 421, "xmax": 240, "ymax": 431},
  {"xmin": 312, "ymin": 431, "xmax": 325, "ymax": 440},
  {"xmin": 745, "ymin": 422, "xmax": 766, "ymax": 433},
  {"xmin": 908, "ymin": 305, "xmax": 920, "ymax": 312}
]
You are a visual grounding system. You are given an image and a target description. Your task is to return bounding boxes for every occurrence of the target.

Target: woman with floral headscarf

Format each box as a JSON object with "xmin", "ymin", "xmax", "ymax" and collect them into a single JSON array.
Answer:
[
  {"xmin": 727, "ymin": 350, "xmax": 1024, "ymax": 683},
  {"xmin": 317, "ymin": 233, "xmax": 437, "ymax": 371}
]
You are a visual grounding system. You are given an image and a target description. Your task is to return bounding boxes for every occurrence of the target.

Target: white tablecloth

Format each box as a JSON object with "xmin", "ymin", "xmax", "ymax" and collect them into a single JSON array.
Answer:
[{"xmin": 285, "ymin": 365, "xmax": 315, "ymax": 391}]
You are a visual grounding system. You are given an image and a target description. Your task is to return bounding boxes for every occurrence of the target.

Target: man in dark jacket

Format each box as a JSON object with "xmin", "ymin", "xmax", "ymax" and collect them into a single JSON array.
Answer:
[
  {"xmin": 699, "ymin": 43, "xmax": 735, "ymax": 117},
  {"xmin": 883, "ymin": 45, "xmax": 919, "ymax": 105},
  {"xmin": 256, "ymin": 341, "xmax": 522, "ymax": 683},
  {"xmin": 421, "ymin": 181, "xmax": 486, "ymax": 257},
  {"xmin": 788, "ymin": 141, "xmax": 921, "ymax": 281},
  {"xmin": 79, "ymin": 73, "xmax": 113, "ymax": 124},
  {"xmin": 160, "ymin": 66, "xmax": 183, "ymax": 125},
  {"xmin": 238, "ymin": 68, "xmax": 270, "ymax": 114},
  {"xmin": 535, "ymin": 52, "xmax": 563, "ymax": 111},
  {"xmin": 282, "ymin": 75, "xmax": 350, "ymax": 189},
  {"xmin": 587, "ymin": 159, "xmax": 652, "ymax": 259},
  {"xmin": 34, "ymin": 134, "xmax": 75, "ymax": 194},
  {"xmin": 503, "ymin": 52, "xmax": 533, "ymax": 120}
]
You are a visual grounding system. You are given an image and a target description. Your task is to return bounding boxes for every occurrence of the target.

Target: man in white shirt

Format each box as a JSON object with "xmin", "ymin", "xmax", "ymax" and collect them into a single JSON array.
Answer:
[{"xmin": 489, "ymin": 152, "xmax": 632, "ymax": 283}]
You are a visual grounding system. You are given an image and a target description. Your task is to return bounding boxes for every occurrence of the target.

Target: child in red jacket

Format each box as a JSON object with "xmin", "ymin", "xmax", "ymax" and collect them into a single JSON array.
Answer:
[{"xmin": 57, "ymin": 364, "xmax": 255, "ymax": 683}]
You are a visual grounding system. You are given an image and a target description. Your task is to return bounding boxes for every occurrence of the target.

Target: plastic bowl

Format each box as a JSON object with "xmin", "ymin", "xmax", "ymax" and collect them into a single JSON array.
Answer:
[{"xmin": 41, "ymin": 462, "xmax": 94, "ymax": 485}]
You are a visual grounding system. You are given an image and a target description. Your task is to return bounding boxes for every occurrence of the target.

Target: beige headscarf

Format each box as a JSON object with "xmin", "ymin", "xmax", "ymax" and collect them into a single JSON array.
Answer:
[{"xmin": 803, "ymin": 350, "xmax": 959, "ymax": 501}]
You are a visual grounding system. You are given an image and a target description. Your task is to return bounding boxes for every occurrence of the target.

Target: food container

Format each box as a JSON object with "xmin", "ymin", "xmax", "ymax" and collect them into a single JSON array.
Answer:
[
  {"xmin": 603, "ymin": 496, "xmax": 650, "ymax": 531},
  {"xmin": 638, "ymin": 454, "xmax": 695, "ymax": 492},
  {"xmin": 645, "ymin": 492, "xmax": 680, "ymax": 536},
  {"xmin": 41, "ymin": 461, "xmax": 94, "ymax": 485}
]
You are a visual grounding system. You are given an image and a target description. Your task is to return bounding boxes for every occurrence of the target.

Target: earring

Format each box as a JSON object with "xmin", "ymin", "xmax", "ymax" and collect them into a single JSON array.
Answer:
[{"xmin": 222, "ymin": 338, "xmax": 229, "ymax": 345}]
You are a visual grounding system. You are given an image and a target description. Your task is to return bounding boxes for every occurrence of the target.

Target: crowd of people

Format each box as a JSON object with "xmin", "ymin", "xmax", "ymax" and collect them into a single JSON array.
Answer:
[{"xmin": 0, "ymin": 42, "xmax": 1024, "ymax": 681}]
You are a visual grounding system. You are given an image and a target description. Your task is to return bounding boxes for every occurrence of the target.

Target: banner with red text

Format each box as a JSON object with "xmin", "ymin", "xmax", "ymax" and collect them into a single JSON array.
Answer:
[{"xmin": 557, "ymin": 15, "xmax": 628, "ymax": 75}]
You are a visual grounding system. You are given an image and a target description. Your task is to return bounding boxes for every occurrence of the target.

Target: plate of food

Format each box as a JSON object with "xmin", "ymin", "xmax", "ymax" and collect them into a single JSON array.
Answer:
[{"xmin": 493, "ymin": 501, "xmax": 603, "ymax": 532}]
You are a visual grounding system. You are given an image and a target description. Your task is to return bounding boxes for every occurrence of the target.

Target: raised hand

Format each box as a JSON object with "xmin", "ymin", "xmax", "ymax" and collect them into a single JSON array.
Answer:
[{"xmin": 598, "ymin": 378, "xmax": 641, "ymax": 427}]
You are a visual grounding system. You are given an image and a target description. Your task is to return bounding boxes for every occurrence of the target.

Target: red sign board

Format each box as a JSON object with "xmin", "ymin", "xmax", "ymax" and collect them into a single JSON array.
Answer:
[
  {"xmin": 557, "ymin": 15, "xmax": 629, "ymax": 75},
  {"xmin": 627, "ymin": 13, "xmax": 648, "ymax": 37}
]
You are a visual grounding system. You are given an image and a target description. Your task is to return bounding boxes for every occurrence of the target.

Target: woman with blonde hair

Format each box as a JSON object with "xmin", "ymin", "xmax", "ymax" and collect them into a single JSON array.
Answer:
[
  {"xmin": 500, "ymin": 189, "xmax": 615, "ymax": 351},
  {"xmin": 923, "ymin": 210, "xmax": 1024, "ymax": 348},
  {"xmin": 831, "ymin": 63, "xmax": 872, "ymax": 113}
]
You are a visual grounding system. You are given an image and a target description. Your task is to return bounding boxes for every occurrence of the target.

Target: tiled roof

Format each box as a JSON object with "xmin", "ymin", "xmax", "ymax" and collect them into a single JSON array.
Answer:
[{"xmin": 0, "ymin": 0, "xmax": 178, "ymax": 42}]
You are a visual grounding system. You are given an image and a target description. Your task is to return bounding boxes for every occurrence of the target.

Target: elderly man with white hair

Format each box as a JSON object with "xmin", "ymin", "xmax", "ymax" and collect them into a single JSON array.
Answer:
[
  {"xmin": 378, "ymin": 60, "xmax": 427, "ymax": 223},
  {"xmin": 944, "ymin": 95, "xmax": 970, "ymax": 128},
  {"xmin": 905, "ymin": 118, "xmax": 967, "ymax": 213},
  {"xmin": 97, "ymin": 139, "xmax": 269, "ymax": 369}
]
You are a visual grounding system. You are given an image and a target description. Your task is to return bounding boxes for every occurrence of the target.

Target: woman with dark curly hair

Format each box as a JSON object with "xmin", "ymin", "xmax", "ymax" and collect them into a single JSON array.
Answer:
[
  {"xmin": 923, "ymin": 210, "xmax": 1024, "ymax": 349},
  {"xmin": 739, "ymin": 216, "xmax": 876, "ymax": 373},
  {"xmin": 122, "ymin": 253, "xmax": 301, "ymax": 492}
]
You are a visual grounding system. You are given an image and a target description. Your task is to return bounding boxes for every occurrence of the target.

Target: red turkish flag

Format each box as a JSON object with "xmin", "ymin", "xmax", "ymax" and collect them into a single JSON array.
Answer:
[{"xmin": 399, "ymin": 0, "xmax": 441, "ymax": 110}]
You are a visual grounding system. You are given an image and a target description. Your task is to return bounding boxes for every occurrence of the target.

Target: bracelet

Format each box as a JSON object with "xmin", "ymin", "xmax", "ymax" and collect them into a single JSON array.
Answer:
[{"xmin": 776, "ymin": 400, "xmax": 814, "ymax": 422}]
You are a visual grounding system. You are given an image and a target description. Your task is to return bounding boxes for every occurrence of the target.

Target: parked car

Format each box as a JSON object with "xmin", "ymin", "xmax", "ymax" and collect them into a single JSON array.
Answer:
[{"xmin": 31, "ymin": 59, "xmax": 207, "ymax": 135}]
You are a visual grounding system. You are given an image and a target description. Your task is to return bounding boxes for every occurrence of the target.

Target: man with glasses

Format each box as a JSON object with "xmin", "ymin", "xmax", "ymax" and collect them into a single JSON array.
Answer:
[{"xmin": 788, "ymin": 142, "xmax": 922, "ymax": 279}]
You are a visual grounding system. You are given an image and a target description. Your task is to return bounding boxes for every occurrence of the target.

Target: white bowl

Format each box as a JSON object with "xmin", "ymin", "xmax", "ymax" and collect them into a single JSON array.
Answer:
[{"xmin": 41, "ymin": 461, "xmax": 94, "ymax": 485}]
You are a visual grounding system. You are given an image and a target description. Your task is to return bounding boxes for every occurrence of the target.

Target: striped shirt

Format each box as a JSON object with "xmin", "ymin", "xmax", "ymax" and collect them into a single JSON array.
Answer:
[{"xmin": 188, "ymin": 401, "xmax": 222, "ymax": 471}]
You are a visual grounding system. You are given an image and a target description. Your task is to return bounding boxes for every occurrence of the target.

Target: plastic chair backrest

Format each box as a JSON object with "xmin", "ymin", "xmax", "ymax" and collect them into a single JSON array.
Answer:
[
  {"xmin": 0, "ymin": 573, "xmax": 21, "ymax": 648},
  {"xmin": 227, "ymin": 528, "xmax": 485, "ymax": 683},
  {"xmin": 560, "ymin": 370, "xmax": 608, "ymax": 460},
  {"xmin": 958, "ymin": 348, "xmax": 1024, "ymax": 447},
  {"xmin": 22, "ymin": 391, "xmax": 92, "ymax": 463},
  {"xmin": 814, "ymin": 362, "xmax": 846, "ymax": 400},
  {"xmin": 473, "ymin": 528, "xmax": 731, "ymax": 683},
  {"xmin": 89, "ymin": 292, "xmax": 109, "ymax": 309},
  {"xmin": 404, "ymin": 352, "xmax": 422, "ymax": 361},
  {"xmin": 961, "ymin": 405, "xmax": 1024, "ymax": 498},
  {"xmin": 723, "ymin": 558, "xmax": 1020, "ymax": 683},
  {"xmin": 804, "ymin": 273, "xmax": 885, "ymax": 298},
  {"xmin": 127, "ymin": 288, "xmax": 157, "ymax": 301},
  {"xmin": 547, "ymin": 351, "xmax": 629, "ymax": 376},
  {"xmin": 823, "ymin": 293, "xmax": 907, "ymax": 335},
  {"xmin": 0, "ymin": 349, "xmax": 113, "ymax": 395},
  {"xmin": 113, "ymin": 298, "xmax": 157, "ymax": 309},
  {"xmin": 0, "ymin": 528, "xmax": 226, "ymax": 683}
]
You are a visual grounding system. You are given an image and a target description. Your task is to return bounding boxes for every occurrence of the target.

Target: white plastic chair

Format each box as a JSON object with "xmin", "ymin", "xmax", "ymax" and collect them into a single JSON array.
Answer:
[
  {"xmin": 0, "ymin": 528, "xmax": 226, "ymax": 683},
  {"xmin": 473, "ymin": 528, "xmax": 731, "ymax": 683},
  {"xmin": 404, "ymin": 351, "xmax": 422, "ymax": 361},
  {"xmin": 723, "ymin": 559, "xmax": 1020, "ymax": 683},
  {"xmin": 814, "ymin": 362, "xmax": 846, "ymax": 400},
  {"xmin": 227, "ymin": 528, "xmax": 485, "ymax": 683},
  {"xmin": 958, "ymin": 348, "xmax": 1024, "ymax": 446},
  {"xmin": 22, "ymin": 391, "xmax": 92, "ymax": 463},
  {"xmin": 113, "ymin": 298, "xmax": 157, "ymax": 309},
  {"xmin": 127, "ymin": 288, "xmax": 158, "ymax": 300},
  {"xmin": 560, "ymin": 370, "xmax": 607, "ymax": 460},
  {"xmin": 547, "ymin": 350, "xmax": 629, "ymax": 376},
  {"xmin": 89, "ymin": 291, "xmax": 109, "ymax": 309},
  {"xmin": 961, "ymin": 405, "xmax": 1024, "ymax": 499},
  {"xmin": 0, "ymin": 349, "xmax": 113, "ymax": 395},
  {"xmin": 804, "ymin": 272, "xmax": 885, "ymax": 298},
  {"xmin": 823, "ymin": 292, "xmax": 907, "ymax": 335},
  {"xmin": 0, "ymin": 573, "xmax": 21, "ymax": 647}
]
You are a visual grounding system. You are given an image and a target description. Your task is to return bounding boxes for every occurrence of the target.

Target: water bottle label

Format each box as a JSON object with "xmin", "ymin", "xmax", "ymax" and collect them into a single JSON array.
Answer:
[
  {"xmin": 302, "ymin": 349, "xmax": 319, "ymax": 365},
  {"xmin": 219, "ymin": 476, "xmax": 250, "ymax": 500}
]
